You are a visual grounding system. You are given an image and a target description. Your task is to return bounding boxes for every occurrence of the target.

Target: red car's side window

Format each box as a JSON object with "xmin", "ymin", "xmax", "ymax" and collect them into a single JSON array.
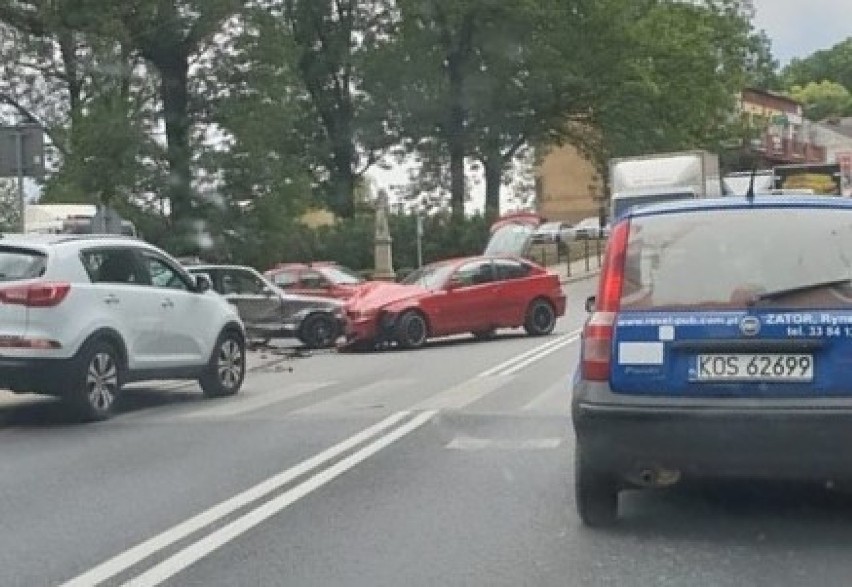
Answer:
[
  {"xmin": 272, "ymin": 270, "xmax": 298, "ymax": 289},
  {"xmin": 301, "ymin": 270, "xmax": 329, "ymax": 289}
]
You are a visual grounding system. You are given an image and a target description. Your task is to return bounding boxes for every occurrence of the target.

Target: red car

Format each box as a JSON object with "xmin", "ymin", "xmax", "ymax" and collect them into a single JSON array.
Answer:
[
  {"xmin": 265, "ymin": 262, "xmax": 366, "ymax": 300},
  {"xmin": 342, "ymin": 255, "xmax": 566, "ymax": 350}
]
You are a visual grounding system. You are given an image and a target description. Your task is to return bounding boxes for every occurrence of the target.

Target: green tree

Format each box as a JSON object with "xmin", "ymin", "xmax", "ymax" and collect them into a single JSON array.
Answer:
[
  {"xmin": 111, "ymin": 0, "xmax": 244, "ymax": 222},
  {"xmin": 280, "ymin": 0, "xmax": 395, "ymax": 218},
  {"xmin": 373, "ymin": 0, "xmax": 768, "ymax": 219},
  {"xmin": 745, "ymin": 30, "xmax": 779, "ymax": 90},
  {"xmin": 205, "ymin": 0, "xmax": 394, "ymax": 219},
  {"xmin": 374, "ymin": 0, "xmax": 499, "ymax": 219},
  {"xmin": 783, "ymin": 38, "xmax": 852, "ymax": 93},
  {"xmin": 0, "ymin": 1, "xmax": 159, "ymax": 207},
  {"xmin": 0, "ymin": 180, "xmax": 22, "ymax": 232},
  {"xmin": 596, "ymin": 0, "xmax": 766, "ymax": 163},
  {"xmin": 789, "ymin": 80, "xmax": 852, "ymax": 121}
]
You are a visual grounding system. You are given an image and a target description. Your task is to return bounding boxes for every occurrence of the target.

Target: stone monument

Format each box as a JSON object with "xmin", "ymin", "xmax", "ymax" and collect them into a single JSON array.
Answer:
[{"xmin": 373, "ymin": 189, "xmax": 395, "ymax": 281}]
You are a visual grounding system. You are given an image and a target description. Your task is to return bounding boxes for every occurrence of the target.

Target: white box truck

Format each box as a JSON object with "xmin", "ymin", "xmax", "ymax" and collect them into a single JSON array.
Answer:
[
  {"xmin": 25, "ymin": 204, "xmax": 137, "ymax": 236},
  {"xmin": 609, "ymin": 150, "xmax": 722, "ymax": 221}
]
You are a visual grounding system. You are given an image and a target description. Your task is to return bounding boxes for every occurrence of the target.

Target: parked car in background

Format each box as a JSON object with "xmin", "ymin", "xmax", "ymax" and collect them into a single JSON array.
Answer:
[
  {"xmin": 571, "ymin": 216, "xmax": 607, "ymax": 239},
  {"xmin": 265, "ymin": 262, "xmax": 366, "ymax": 300},
  {"xmin": 187, "ymin": 264, "xmax": 343, "ymax": 349},
  {"xmin": 0, "ymin": 235, "xmax": 245, "ymax": 421},
  {"xmin": 342, "ymin": 255, "xmax": 566, "ymax": 351},
  {"xmin": 573, "ymin": 195, "xmax": 852, "ymax": 527},
  {"xmin": 529, "ymin": 221, "xmax": 575, "ymax": 244}
]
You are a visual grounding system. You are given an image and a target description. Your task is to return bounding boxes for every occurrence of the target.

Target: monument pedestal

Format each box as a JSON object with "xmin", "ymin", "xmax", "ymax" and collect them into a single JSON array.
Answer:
[{"xmin": 373, "ymin": 190, "xmax": 395, "ymax": 281}]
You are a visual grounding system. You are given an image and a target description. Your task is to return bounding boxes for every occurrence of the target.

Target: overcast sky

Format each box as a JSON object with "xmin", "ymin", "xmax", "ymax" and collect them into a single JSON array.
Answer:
[{"xmin": 752, "ymin": 0, "xmax": 851, "ymax": 65}]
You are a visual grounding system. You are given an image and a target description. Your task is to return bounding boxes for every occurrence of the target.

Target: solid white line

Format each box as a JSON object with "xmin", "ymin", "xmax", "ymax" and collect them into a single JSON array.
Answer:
[
  {"xmin": 476, "ymin": 330, "xmax": 580, "ymax": 378},
  {"xmin": 476, "ymin": 335, "xmax": 571, "ymax": 378},
  {"xmin": 499, "ymin": 334, "xmax": 580, "ymax": 376},
  {"xmin": 60, "ymin": 410, "xmax": 413, "ymax": 587},
  {"xmin": 122, "ymin": 410, "xmax": 437, "ymax": 587}
]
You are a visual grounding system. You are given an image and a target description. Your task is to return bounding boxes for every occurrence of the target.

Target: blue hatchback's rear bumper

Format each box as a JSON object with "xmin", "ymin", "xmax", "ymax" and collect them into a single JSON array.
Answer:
[{"xmin": 573, "ymin": 380, "xmax": 852, "ymax": 482}]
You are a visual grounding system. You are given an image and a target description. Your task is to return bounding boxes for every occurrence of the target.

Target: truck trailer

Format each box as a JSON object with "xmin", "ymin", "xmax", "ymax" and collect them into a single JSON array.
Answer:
[{"xmin": 608, "ymin": 150, "xmax": 722, "ymax": 221}]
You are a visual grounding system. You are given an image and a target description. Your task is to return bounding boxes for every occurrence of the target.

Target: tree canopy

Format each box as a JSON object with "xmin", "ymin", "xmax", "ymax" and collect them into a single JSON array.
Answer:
[{"xmin": 0, "ymin": 0, "xmax": 783, "ymax": 261}]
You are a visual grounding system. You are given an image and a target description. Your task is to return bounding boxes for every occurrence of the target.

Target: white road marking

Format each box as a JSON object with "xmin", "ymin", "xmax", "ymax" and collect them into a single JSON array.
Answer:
[
  {"xmin": 498, "ymin": 334, "xmax": 580, "ymax": 376},
  {"xmin": 445, "ymin": 436, "xmax": 562, "ymax": 451},
  {"xmin": 121, "ymin": 410, "xmax": 437, "ymax": 587},
  {"xmin": 60, "ymin": 410, "xmax": 414, "ymax": 587},
  {"xmin": 476, "ymin": 330, "xmax": 580, "ymax": 378},
  {"xmin": 522, "ymin": 377, "xmax": 572, "ymax": 413},
  {"xmin": 293, "ymin": 378, "xmax": 416, "ymax": 415},
  {"xmin": 414, "ymin": 375, "xmax": 514, "ymax": 411},
  {"xmin": 181, "ymin": 382, "xmax": 337, "ymax": 419}
]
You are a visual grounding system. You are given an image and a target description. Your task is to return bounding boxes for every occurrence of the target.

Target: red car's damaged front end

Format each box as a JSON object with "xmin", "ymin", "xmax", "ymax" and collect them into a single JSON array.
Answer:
[{"xmin": 341, "ymin": 281, "xmax": 433, "ymax": 349}]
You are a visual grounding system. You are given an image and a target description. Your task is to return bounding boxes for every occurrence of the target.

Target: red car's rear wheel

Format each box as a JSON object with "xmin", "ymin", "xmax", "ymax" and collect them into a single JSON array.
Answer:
[{"xmin": 524, "ymin": 299, "xmax": 556, "ymax": 336}]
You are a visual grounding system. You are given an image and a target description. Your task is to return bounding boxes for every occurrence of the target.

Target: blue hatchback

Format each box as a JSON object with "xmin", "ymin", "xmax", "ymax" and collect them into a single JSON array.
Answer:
[{"xmin": 572, "ymin": 196, "xmax": 852, "ymax": 526}]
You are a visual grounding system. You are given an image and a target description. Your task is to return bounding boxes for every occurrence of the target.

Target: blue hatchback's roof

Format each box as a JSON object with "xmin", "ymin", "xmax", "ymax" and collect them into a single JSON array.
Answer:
[{"xmin": 624, "ymin": 195, "xmax": 852, "ymax": 219}]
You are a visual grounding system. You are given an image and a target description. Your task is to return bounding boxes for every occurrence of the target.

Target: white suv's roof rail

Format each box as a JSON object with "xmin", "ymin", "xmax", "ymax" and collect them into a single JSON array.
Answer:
[{"xmin": 0, "ymin": 233, "xmax": 141, "ymax": 246}]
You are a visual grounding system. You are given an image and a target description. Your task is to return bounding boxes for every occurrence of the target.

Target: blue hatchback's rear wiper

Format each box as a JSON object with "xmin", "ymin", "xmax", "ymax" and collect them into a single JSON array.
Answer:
[{"xmin": 749, "ymin": 278, "xmax": 852, "ymax": 305}]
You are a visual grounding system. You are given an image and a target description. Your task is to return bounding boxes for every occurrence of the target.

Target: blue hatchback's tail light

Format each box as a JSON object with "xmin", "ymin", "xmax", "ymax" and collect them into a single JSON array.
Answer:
[{"xmin": 582, "ymin": 221, "xmax": 629, "ymax": 381}]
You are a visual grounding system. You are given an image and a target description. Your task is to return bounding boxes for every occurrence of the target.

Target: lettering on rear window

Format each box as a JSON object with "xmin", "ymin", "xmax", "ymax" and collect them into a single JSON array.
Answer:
[
  {"xmin": 619, "ymin": 312, "xmax": 852, "ymax": 338},
  {"xmin": 618, "ymin": 314, "xmax": 736, "ymax": 327}
]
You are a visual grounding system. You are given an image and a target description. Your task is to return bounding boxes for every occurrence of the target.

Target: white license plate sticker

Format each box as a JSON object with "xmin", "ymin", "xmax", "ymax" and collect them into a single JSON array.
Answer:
[
  {"xmin": 693, "ymin": 354, "xmax": 813, "ymax": 382},
  {"xmin": 618, "ymin": 342, "xmax": 664, "ymax": 365}
]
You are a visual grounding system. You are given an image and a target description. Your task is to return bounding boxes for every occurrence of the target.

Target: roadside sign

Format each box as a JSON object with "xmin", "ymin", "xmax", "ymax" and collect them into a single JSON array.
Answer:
[{"xmin": 0, "ymin": 125, "xmax": 44, "ymax": 178}]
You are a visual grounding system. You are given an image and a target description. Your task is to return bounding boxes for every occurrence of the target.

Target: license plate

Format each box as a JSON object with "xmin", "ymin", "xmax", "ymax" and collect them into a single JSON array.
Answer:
[{"xmin": 694, "ymin": 354, "xmax": 813, "ymax": 382}]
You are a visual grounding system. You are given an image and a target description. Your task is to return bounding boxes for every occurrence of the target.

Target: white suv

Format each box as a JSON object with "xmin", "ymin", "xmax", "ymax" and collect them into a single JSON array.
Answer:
[{"xmin": 0, "ymin": 234, "xmax": 246, "ymax": 420}]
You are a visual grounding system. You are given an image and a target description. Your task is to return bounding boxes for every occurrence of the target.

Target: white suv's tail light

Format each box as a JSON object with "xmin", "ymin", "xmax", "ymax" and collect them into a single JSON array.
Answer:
[
  {"xmin": 581, "ymin": 221, "xmax": 629, "ymax": 381},
  {"xmin": 0, "ymin": 282, "xmax": 71, "ymax": 307}
]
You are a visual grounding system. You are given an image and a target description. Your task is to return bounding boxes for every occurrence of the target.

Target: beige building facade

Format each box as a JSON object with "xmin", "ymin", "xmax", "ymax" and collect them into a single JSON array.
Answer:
[{"xmin": 535, "ymin": 144, "xmax": 603, "ymax": 224}]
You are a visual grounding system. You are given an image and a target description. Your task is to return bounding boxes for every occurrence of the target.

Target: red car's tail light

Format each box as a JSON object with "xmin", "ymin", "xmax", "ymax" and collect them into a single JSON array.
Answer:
[
  {"xmin": 582, "ymin": 221, "xmax": 629, "ymax": 381},
  {"xmin": 0, "ymin": 282, "xmax": 71, "ymax": 307}
]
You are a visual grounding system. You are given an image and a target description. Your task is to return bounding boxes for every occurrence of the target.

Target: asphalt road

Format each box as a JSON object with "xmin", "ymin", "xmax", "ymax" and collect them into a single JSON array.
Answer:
[{"xmin": 4, "ymin": 276, "xmax": 852, "ymax": 586}]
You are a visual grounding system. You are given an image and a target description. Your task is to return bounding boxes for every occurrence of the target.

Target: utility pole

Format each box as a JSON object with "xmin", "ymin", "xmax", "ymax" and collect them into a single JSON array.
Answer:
[
  {"xmin": 416, "ymin": 214, "xmax": 424, "ymax": 268},
  {"xmin": 16, "ymin": 129, "xmax": 25, "ymax": 233}
]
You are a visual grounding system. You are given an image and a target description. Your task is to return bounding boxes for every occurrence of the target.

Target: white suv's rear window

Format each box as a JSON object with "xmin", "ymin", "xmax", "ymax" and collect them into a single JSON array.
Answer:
[
  {"xmin": 621, "ymin": 207, "xmax": 852, "ymax": 309},
  {"xmin": 0, "ymin": 247, "xmax": 47, "ymax": 282}
]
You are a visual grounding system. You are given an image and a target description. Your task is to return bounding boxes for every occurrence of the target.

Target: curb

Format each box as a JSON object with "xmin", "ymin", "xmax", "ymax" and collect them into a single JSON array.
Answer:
[{"xmin": 560, "ymin": 268, "xmax": 601, "ymax": 285}]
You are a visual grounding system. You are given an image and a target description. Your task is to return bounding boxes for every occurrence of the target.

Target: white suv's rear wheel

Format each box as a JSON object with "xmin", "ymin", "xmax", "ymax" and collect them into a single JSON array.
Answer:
[
  {"xmin": 67, "ymin": 340, "xmax": 122, "ymax": 421},
  {"xmin": 200, "ymin": 330, "xmax": 246, "ymax": 398}
]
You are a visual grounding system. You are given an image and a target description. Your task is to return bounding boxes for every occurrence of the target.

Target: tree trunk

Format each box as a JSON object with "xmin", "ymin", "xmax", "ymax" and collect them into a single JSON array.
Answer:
[
  {"xmin": 331, "ymin": 154, "xmax": 355, "ymax": 218},
  {"xmin": 159, "ymin": 53, "xmax": 192, "ymax": 222},
  {"xmin": 330, "ymin": 97, "xmax": 356, "ymax": 218},
  {"xmin": 482, "ymin": 152, "xmax": 502, "ymax": 222},
  {"xmin": 447, "ymin": 57, "xmax": 466, "ymax": 220},
  {"xmin": 58, "ymin": 29, "xmax": 82, "ymax": 155}
]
